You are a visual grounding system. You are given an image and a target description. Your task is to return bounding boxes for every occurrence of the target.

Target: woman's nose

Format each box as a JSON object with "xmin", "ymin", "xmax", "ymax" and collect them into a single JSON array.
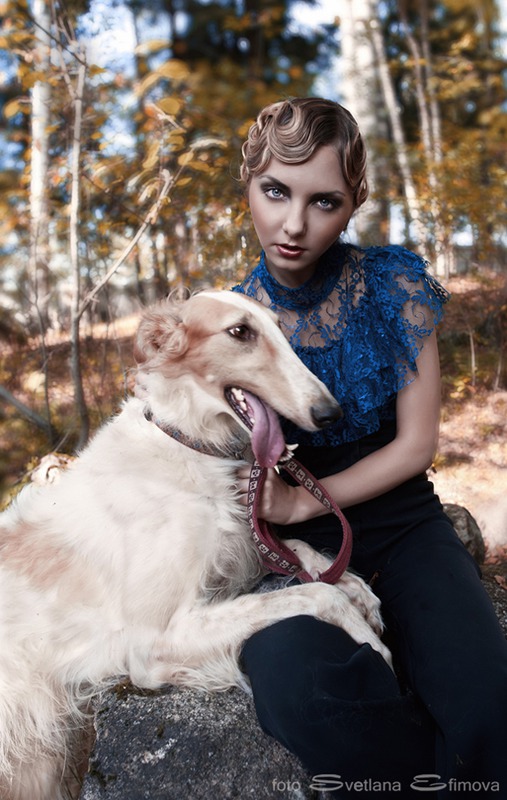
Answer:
[{"xmin": 282, "ymin": 204, "xmax": 307, "ymax": 239}]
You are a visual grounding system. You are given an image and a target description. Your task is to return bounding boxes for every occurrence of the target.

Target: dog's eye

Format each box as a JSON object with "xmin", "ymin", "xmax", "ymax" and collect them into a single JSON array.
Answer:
[{"xmin": 227, "ymin": 324, "xmax": 255, "ymax": 341}]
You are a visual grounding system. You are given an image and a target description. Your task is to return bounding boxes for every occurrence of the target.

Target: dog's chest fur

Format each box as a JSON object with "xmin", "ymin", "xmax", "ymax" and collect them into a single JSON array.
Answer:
[{"xmin": 66, "ymin": 403, "xmax": 263, "ymax": 608}]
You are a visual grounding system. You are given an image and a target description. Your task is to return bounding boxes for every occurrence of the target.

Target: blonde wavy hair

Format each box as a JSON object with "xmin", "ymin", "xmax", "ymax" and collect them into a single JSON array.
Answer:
[{"xmin": 240, "ymin": 97, "xmax": 369, "ymax": 210}]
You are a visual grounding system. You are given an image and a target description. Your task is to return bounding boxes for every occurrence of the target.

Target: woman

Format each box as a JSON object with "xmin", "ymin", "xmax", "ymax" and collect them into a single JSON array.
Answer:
[{"xmin": 233, "ymin": 97, "xmax": 507, "ymax": 797}]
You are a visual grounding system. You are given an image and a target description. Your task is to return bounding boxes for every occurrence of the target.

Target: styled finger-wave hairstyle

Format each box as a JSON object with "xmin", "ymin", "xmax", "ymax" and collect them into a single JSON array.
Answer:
[{"xmin": 240, "ymin": 97, "xmax": 369, "ymax": 209}]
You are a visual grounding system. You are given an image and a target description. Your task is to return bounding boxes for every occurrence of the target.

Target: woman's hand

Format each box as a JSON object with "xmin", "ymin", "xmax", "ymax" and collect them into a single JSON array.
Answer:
[
  {"xmin": 236, "ymin": 466, "xmax": 324, "ymax": 526},
  {"xmin": 236, "ymin": 466, "xmax": 295, "ymax": 524}
]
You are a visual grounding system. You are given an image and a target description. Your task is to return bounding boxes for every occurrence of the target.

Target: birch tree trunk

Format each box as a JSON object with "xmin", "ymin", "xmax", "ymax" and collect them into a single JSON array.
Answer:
[
  {"xmin": 29, "ymin": 0, "xmax": 51, "ymax": 328},
  {"xmin": 418, "ymin": 0, "xmax": 453, "ymax": 277},
  {"xmin": 54, "ymin": 0, "xmax": 91, "ymax": 449},
  {"xmin": 397, "ymin": 0, "xmax": 451, "ymax": 276},
  {"xmin": 29, "ymin": 0, "xmax": 56, "ymax": 442},
  {"xmin": 366, "ymin": 0, "xmax": 430, "ymax": 261},
  {"xmin": 337, "ymin": 0, "xmax": 390, "ymax": 245},
  {"xmin": 69, "ymin": 53, "xmax": 90, "ymax": 450}
]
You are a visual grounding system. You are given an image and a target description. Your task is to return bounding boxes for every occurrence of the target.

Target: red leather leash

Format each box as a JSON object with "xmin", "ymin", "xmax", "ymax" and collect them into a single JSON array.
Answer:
[{"xmin": 247, "ymin": 457, "xmax": 353, "ymax": 584}]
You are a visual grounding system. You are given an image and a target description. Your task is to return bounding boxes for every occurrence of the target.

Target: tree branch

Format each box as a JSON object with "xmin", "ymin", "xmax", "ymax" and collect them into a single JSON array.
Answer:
[
  {"xmin": 0, "ymin": 386, "xmax": 59, "ymax": 442},
  {"xmin": 77, "ymin": 168, "xmax": 173, "ymax": 320}
]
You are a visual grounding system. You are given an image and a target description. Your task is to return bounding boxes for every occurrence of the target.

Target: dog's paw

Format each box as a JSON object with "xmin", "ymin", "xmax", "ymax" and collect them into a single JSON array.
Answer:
[
  {"xmin": 283, "ymin": 542, "xmax": 384, "ymax": 636},
  {"xmin": 328, "ymin": 586, "xmax": 392, "ymax": 667},
  {"xmin": 283, "ymin": 538, "xmax": 332, "ymax": 580},
  {"xmin": 338, "ymin": 571, "xmax": 384, "ymax": 636},
  {"xmin": 296, "ymin": 582, "xmax": 392, "ymax": 668},
  {"xmin": 343, "ymin": 610, "xmax": 392, "ymax": 668}
]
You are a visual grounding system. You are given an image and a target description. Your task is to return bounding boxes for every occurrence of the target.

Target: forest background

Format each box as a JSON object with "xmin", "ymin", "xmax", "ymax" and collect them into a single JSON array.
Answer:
[{"xmin": 0, "ymin": 0, "xmax": 506, "ymax": 550}]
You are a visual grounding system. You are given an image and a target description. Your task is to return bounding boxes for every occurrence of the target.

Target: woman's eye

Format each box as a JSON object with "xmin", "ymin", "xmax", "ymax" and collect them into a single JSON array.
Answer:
[
  {"xmin": 227, "ymin": 324, "xmax": 255, "ymax": 341},
  {"xmin": 317, "ymin": 197, "xmax": 338, "ymax": 210},
  {"xmin": 264, "ymin": 186, "xmax": 284, "ymax": 200}
]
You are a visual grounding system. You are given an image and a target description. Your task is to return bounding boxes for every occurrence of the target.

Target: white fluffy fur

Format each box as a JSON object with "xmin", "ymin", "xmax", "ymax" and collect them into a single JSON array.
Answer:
[{"xmin": 0, "ymin": 291, "xmax": 389, "ymax": 799}]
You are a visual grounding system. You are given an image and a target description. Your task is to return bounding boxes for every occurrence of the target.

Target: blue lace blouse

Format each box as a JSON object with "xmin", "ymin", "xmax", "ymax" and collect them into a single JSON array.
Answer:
[{"xmin": 232, "ymin": 242, "xmax": 450, "ymax": 447}]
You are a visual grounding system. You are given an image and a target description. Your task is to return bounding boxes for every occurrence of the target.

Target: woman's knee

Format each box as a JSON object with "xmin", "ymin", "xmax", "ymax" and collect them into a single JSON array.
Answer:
[
  {"xmin": 242, "ymin": 615, "xmax": 366, "ymax": 686},
  {"xmin": 241, "ymin": 615, "xmax": 399, "ymax": 735},
  {"xmin": 242, "ymin": 616, "xmax": 435, "ymax": 779}
]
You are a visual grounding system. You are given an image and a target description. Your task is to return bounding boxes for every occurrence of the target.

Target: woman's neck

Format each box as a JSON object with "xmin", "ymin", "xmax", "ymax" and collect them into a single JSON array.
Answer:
[{"xmin": 255, "ymin": 243, "xmax": 347, "ymax": 310}]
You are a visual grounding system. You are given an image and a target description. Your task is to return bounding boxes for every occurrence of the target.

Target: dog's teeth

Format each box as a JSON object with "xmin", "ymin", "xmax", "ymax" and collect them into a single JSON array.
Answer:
[
  {"xmin": 231, "ymin": 388, "xmax": 245, "ymax": 404},
  {"xmin": 231, "ymin": 387, "xmax": 249, "ymax": 413}
]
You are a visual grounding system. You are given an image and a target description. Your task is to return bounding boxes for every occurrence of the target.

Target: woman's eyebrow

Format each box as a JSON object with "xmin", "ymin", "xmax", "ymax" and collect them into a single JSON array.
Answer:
[
  {"xmin": 257, "ymin": 175, "xmax": 290, "ymax": 193},
  {"xmin": 309, "ymin": 189, "xmax": 347, "ymax": 200}
]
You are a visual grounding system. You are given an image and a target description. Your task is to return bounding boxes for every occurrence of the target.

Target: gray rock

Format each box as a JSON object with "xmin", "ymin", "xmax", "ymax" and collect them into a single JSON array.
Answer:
[
  {"xmin": 482, "ymin": 565, "xmax": 507, "ymax": 635},
  {"xmin": 443, "ymin": 502, "xmax": 486, "ymax": 563},
  {"xmin": 80, "ymin": 683, "xmax": 317, "ymax": 800}
]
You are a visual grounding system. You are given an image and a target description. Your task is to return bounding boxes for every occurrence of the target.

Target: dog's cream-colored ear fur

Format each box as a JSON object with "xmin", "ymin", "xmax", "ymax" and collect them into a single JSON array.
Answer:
[{"xmin": 134, "ymin": 303, "xmax": 188, "ymax": 364}]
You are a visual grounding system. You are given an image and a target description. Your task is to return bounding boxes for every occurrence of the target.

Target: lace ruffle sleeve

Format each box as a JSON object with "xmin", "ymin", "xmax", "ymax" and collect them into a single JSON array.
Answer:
[
  {"xmin": 360, "ymin": 245, "xmax": 449, "ymax": 383},
  {"xmin": 311, "ymin": 245, "xmax": 449, "ymax": 444}
]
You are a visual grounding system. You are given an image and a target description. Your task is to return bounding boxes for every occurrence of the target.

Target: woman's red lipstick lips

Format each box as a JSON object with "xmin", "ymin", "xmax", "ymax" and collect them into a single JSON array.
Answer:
[{"xmin": 276, "ymin": 243, "xmax": 305, "ymax": 258}]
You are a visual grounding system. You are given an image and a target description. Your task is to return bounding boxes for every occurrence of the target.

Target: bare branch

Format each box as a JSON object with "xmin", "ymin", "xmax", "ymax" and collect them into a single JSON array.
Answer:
[
  {"xmin": 77, "ymin": 169, "xmax": 174, "ymax": 320},
  {"xmin": 0, "ymin": 386, "xmax": 59, "ymax": 443}
]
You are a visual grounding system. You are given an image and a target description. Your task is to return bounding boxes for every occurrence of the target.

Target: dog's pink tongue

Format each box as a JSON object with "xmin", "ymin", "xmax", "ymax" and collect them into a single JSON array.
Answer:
[{"xmin": 243, "ymin": 391, "xmax": 285, "ymax": 468}]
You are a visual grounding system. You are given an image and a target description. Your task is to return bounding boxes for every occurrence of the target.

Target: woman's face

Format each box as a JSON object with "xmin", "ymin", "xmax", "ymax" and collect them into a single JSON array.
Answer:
[{"xmin": 247, "ymin": 145, "xmax": 354, "ymax": 288}]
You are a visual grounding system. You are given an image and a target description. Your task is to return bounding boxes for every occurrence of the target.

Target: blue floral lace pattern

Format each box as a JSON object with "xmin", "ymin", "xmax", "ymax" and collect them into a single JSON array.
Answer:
[{"xmin": 232, "ymin": 242, "xmax": 450, "ymax": 446}]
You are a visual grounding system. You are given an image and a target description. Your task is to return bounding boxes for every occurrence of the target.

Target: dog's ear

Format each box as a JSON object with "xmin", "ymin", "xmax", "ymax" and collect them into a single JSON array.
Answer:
[{"xmin": 134, "ymin": 304, "xmax": 188, "ymax": 364}]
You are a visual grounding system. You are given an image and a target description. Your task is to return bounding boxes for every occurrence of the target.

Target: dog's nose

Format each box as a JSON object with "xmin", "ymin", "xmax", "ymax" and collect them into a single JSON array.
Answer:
[{"xmin": 311, "ymin": 401, "xmax": 343, "ymax": 428}]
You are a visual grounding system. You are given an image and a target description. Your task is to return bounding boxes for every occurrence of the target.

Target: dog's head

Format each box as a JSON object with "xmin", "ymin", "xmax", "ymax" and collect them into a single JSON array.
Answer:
[{"xmin": 134, "ymin": 291, "xmax": 341, "ymax": 467}]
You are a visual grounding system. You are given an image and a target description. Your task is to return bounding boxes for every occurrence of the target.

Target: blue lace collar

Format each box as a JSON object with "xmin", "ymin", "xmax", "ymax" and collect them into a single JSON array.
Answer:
[{"xmin": 255, "ymin": 243, "xmax": 346, "ymax": 310}]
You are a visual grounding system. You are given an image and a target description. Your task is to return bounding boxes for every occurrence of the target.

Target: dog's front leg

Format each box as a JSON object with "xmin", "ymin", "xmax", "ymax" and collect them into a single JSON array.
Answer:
[
  {"xmin": 136, "ymin": 582, "xmax": 392, "ymax": 693},
  {"xmin": 283, "ymin": 538, "xmax": 384, "ymax": 635}
]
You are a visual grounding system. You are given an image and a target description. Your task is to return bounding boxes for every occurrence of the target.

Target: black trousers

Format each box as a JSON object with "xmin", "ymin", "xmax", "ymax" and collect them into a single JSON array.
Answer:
[{"xmin": 241, "ymin": 440, "xmax": 507, "ymax": 798}]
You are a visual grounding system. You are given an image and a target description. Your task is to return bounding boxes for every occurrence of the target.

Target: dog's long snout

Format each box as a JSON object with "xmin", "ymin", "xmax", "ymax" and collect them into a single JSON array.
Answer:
[{"xmin": 311, "ymin": 400, "xmax": 343, "ymax": 428}]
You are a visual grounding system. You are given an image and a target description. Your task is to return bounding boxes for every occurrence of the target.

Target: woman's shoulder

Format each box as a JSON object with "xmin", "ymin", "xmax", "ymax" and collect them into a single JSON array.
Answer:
[
  {"xmin": 348, "ymin": 243, "xmax": 449, "ymax": 309},
  {"xmin": 350, "ymin": 243, "xmax": 428, "ymax": 276}
]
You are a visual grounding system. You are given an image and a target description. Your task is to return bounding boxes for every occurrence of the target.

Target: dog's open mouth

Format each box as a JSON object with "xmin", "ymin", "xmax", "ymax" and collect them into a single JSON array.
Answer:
[{"xmin": 225, "ymin": 387, "xmax": 286, "ymax": 468}]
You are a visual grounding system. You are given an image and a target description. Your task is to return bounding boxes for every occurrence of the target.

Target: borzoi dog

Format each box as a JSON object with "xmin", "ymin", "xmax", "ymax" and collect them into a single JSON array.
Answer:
[{"xmin": 0, "ymin": 291, "xmax": 389, "ymax": 800}]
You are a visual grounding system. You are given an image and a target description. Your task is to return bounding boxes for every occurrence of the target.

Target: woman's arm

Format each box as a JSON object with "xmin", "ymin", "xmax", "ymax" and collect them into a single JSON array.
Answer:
[{"xmin": 238, "ymin": 331, "xmax": 442, "ymax": 525}]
